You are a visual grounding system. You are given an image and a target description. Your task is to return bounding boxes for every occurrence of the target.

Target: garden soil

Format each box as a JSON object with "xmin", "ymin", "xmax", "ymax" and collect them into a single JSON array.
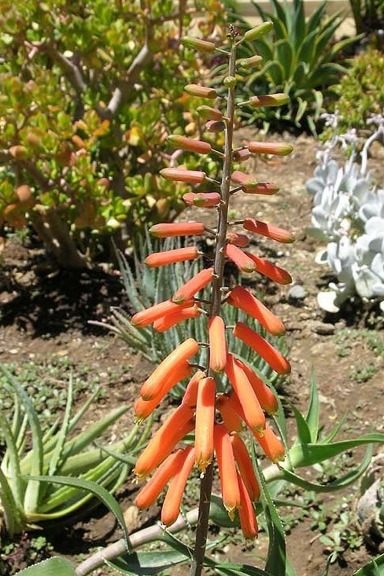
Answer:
[{"xmin": 0, "ymin": 132, "xmax": 383, "ymax": 576}]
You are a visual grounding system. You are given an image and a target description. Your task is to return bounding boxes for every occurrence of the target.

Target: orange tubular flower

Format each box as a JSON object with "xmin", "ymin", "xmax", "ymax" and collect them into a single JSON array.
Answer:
[
  {"xmin": 149, "ymin": 221, "xmax": 206, "ymax": 238},
  {"xmin": 248, "ymin": 141, "xmax": 293, "ymax": 156},
  {"xmin": 216, "ymin": 395, "xmax": 243, "ymax": 432},
  {"xmin": 208, "ymin": 315, "xmax": 227, "ymax": 373},
  {"xmin": 243, "ymin": 218, "xmax": 295, "ymax": 244},
  {"xmin": 183, "ymin": 192, "xmax": 221, "ymax": 208},
  {"xmin": 145, "ymin": 246, "xmax": 200, "ymax": 268},
  {"xmin": 168, "ymin": 135, "xmax": 212, "ymax": 154},
  {"xmin": 245, "ymin": 252, "xmax": 292, "ymax": 285},
  {"xmin": 253, "ymin": 422, "xmax": 285, "ymax": 463},
  {"xmin": 135, "ymin": 448, "xmax": 187, "ymax": 509},
  {"xmin": 233, "ymin": 322, "xmax": 291, "ymax": 375},
  {"xmin": 237, "ymin": 471, "xmax": 259, "ymax": 540},
  {"xmin": 140, "ymin": 338, "xmax": 199, "ymax": 400},
  {"xmin": 225, "ymin": 244, "xmax": 256, "ymax": 273},
  {"xmin": 235, "ymin": 358, "xmax": 278, "ymax": 415},
  {"xmin": 131, "ymin": 298, "xmax": 194, "ymax": 328},
  {"xmin": 214, "ymin": 423, "xmax": 241, "ymax": 518},
  {"xmin": 182, "ymin": 370, "xmax": 206, "ymax": 407},
  {"xmin": 134, "ymin": 404, "xmax": 195, "ymax": 480},
  {"xmin": 233, "ymin": 148, "xmax": 251, "ymax": 162},
  {"xmin": 172, "ymin": 267, "xmax": 214, "ymax": 304},
  {"xmin": 226, "ymin": 232, "xmax": 250, "ymax": 248},
  {"xmin": 160, "ymin": 168, "xmax": 206, "ymax": 183},
  {"xmin": 224, "ymin": 354, "xmax": 266, "ymax": 434},
  {"xmin": 231, "ymin": 434, "xmax": 260, "ymax": 501},
  {"xmin": 135, "ymin": 362, "xmax": 192, "ymax": 420},
  {"xmin": 153, "ymin": 305, "xmax": 202, "ymax": 332},
  {"xmin": 184, "ymin": 84, "xmax": 217, "ymax": 99},
  {"xmin": 227, "ymin": 285, "xmax": 285, "ymax": 336},
  {"xmin": 161, "ymin": 447, "xmax": 196, "ymax": 526},
  {"xmin": 194, "ymin": 377, "xmax": 216, "ymax": 473}
]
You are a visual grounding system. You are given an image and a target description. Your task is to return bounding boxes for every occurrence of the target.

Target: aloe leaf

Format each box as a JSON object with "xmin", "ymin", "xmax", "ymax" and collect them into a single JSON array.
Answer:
[
  {"xmin": 13, "ymin": 556, "xmax": 76, "ymax": 576},
  {"xmin": 290, "ymin": 433, "xmax": 384, "ymax": 468},
  {"xmin": 275, "ymin": 39, "xmax": 294, "ymax": 81},
  {"xmin": 269, "ymin": 0, "xmax": 290, "ymax": 32},
  {"xmin": 214, "ymin": 563, "xmax": 273, "ymax": 576},
  {"xmin": 306, "ymin": 2, "xmax": 328, "ymax": 34},
  {"xmin": 1, "ymin": 368, "xmax": 44, "ymax": 515},
  {"xmin": 29, "ymin": 474, "xmax": 130, "ymax": 547},
  {"xmin": 290, "ymin": 403, "xmax": 312, "ymax": 446},
  {"xmin": 0, "ymin": 467, "xmax": 25, "ymax": 536},
  {"xmin": 321, "ymin": 412, "xmax": 348, "ymax": 444},
  {"xmin": 282, "ymin": 445, "xmax": 373, "ymax": 492},
  {"xmin": 353, "ymin": 553, "xmax": 384, "ymax": 575},
  {"xmin": 0, "ymin": 411, "xmax": 24, "ymax": 509},
  {"xmin": 291, "ymin": 0, "xmax": 306, "ymax": 50},
  {"xmin": 48, "ymin": 376, "xmax": 73, "ymax": 477},
  {"xmin": 254, "ymin": 454, "xmax": 286, "ymax": 576},
  {"xmin": 107, "ymin": 548, "xmax": 192, "ymax": 575},
  {"xmin": 305, "ymin": 373, "xmax": 320, "ymax": 443}
]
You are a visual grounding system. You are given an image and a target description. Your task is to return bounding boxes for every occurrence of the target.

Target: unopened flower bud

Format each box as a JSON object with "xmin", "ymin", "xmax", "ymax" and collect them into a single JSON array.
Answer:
[
  {"xmin": 160, "ymin": 168, "xmax": 206, "ymax": 183},
  {"xmin": 237, "ymin": 55, "xmax": 263, "ymax": 68},
  {"xmin": 248, "ymin": 141, "xmax": 293, "ymax": 156},
  {"xmin": 205, "ymin": 120, "xmax": 226, "ymax": 132},
  {"xmin": 168, "ymin": 135, "xmax": 212, "ymax": 154},
  {"xmin": 224, "ymin": 75, "xmax": 237, "ymax": 88},
  {"xmin": 197, "ymin": 105, "xmax": 223, "ymax": 121},
  {"xmin": 184, "ymin": 84, "xmax": 217, "ymax": 99},
  {"xmin": 243, "ymin": 22, "xmax": 273, "ymax": 42},
  {"xmin": 183, "ymin": 192, "xmax": 221, "ymax": 208},
  {"xmin": 181, "ymin": 36, "xmax": 216, "ymax": 53},
  {"xmin": 247, "ymin": 93, "xmax": 289, "ymax": 107},
  {"xmin": 233, "ymin": 148, "xmax": 251, "ymax": 162}
]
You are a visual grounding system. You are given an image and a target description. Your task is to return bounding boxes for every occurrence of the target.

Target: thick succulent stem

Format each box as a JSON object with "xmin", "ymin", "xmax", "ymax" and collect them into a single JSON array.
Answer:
[{"xmin": 190, "ymin": 34, "xmax": 237, "ymax": 576}]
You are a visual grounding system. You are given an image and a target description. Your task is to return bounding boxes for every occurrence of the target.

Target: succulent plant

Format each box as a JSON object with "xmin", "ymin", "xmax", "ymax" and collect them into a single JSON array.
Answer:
[{"xmin": 306, "ymin": 115, "xmax": 384, "ymax": 312}]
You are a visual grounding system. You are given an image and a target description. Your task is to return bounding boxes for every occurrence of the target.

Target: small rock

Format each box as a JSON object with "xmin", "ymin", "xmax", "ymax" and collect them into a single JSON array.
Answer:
[
  {"xmin": 311, "ymin": 321, "xmax": 335, "ymax": 336},
  {"xmin": 288, "ymin": 284, "xmax": 307, "ymax": 301}
]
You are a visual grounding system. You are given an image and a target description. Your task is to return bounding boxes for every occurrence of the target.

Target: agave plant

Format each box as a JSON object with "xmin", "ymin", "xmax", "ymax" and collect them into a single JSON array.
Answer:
[
  {"xmin": 0, "ymin": 367, "xmax": 150, "ymax": 536},
  {"xmin": 234, "ymin": 0, "xmax": 359, "ymax": 132}
]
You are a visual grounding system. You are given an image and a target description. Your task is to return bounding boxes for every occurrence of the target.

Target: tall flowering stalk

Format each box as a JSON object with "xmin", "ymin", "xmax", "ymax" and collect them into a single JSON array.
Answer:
[{"xmin": 132, "ymin": 24, "xmax": 294, "ymax": 576}]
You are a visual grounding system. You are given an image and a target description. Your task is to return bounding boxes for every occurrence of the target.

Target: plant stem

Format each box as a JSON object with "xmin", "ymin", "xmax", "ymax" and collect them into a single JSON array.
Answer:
[{"xmin": 190, "ymin": 32, "xmax": 237, "ymax": 576}]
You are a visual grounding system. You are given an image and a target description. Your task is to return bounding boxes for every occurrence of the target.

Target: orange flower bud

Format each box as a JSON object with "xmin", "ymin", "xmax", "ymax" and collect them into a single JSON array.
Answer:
[
  {"xmin": 184, "ymin": 84, "xmax": 218, "ymax": 99},
  {"xmin": 134, "ymin": 404, "xmax": 195, "ymax": 479},
  {"xmin": 145, "ymin": 246, "xmax": 200, "ymax": 268},
  {"xmin": 149, "ymin": 221, "xmax": 206, "ymax": 238},
  {"xmin": 9, "ymin": 145, "xmax": 27, "ymax": 158},
  {"xmin": 208, "ymin": 316, "xmax": 227, "ymax": 373},
  {"xmin": 247, "ymin": 93, "xmax": 289, "ymax": 107},
  {"xmin": 231, "ymin": 434, "xmax": 260, "ymax": 502},
  {"xmin": 216, "ymin": 395, "xmax": 243, "ymax": 432},
  {"xmin": 226, "ymin": 232, "xmax": 250, "ymax": 248},
  {"xmin": 135, "ymin": 362, "xmax": 192, "ymax": 419},
  {"xmin": 153, "ymin": 305, "xmax": 202, "ymax": 332},
  {"xmin": 135, "ymin": 449, "xmax": 187, "ymax": 509},
  {"xmin": 172, "ymin": 267, "xmax": 214, "ymax": 304},
  {"xmin": 253, "ymin": 423, "xmax": 285, "ymax": 463},
  {"xmin": 161, "ymin": 447, "xmax": 196, "ymax": 526},
  {"xmin": 235, "ymin": 358, "xmax": 278, "ymax": 415},
  {"xmin": 214, "ymin": 423, "xmax": 241, "ymax": 518},
  {"xmin": 224, "ymin": 354, "xmax": 266, "ymax": 433},
  {"xmin": 237, "ymin": 471, "xmax": 259, "ymax": 539},
  {"xmin": 245, "ymin": 252, "xmax": 292, "ymax": 285},
  {"xmin": 181, "ymin": 37, "xmax": 216, "ymax": 53},
  {"xmin": 131, "ymin": 298, "xmax": 194, "ymax": 327},
  {"xmin": 140, "ymin": 338, "xmax": 199, "ymax": 400},
  {"xmin": 227, "ymin": 285, "xmax": 285, "ymax": 336},
  {"xmin": 243, "ymin": 21, "xmax": 273, "ymax": 41},
  {"xmin": 197, "ymin": 105, "xmax": 223, "ymax": 121},
  {"xmin": 233, "ymin": 322, "xmax": 291, "ymax": 375},
  {"xmin": 231, "ymin": 172, "xmax": 277, "ymax": 195},
  {"xmin": 233, "ymin": 148, "xmax": 251, "ymax": 162},
  {"xmin": 243, "ymin": 218, "xmax": 295, "ymax": 243},
  {"xmin": 168, "ymin": 135, "xmax": 212, "ymax": 154},
  {"xmin": 195, "ymin": 377, "xmax": 216, "ymax": 473},
  {"xmin": 182, "ymin": 370, "xmax": 206, "ymax": 407},
  {"xmin": 248, "ymin": 141, "xmax": 293, "ymax": 156},
  {"xmin": 183, "ymin": 192, "xmax": 221, "ymax": 208},
  {"xmin": 225, "ymin": 244, "xmax": 256, "ymax": 273},
  {"xmin": 160, "ymin": 168, "xmax": 206, "ymax": 183},
  {"xmin": 16, "ymin": 185, "xmax": 32, "ymax": 205},
  {"xmin": 205, "ymin": 120, "xmax": 226, "ymax": 132}
]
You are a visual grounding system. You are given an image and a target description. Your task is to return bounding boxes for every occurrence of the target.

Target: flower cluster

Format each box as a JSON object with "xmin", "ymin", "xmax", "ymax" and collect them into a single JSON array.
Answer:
[{"xmin": 132, "ymin": 24, "xmax": 294, "ymax": 539}]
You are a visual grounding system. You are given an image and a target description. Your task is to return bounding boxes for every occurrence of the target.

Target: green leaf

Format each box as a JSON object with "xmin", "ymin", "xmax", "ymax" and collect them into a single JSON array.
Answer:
[
  {"xmin": 214, "ymin": 563, "xmax": 273, "ymax": 575},
  {"xmin": 305, "ymin": 373, "xmax": 320, "ymax": 442},
  {"xmin": 353, "ymin": 553, "xmax": 384, "ymax": 575},
  {"xmin": 107, "ymin": 549, "xmax": 191, "ymax": 575},
  {"xmin": 210, "ymin": 493, "xmax": 240, "ymax": 528},
  {"xmin": 28, "ymin": 475, "xmax": 131, "ymax": 549},
  {"xmin": 13, "ymin": 556, "xmax": 76, "ymax": 576}
]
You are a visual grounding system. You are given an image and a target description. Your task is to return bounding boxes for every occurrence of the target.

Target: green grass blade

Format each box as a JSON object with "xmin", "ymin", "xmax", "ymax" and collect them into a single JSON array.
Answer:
[{"xmin": 352, "ymin": 553, "xmax": 384, "ymax": 575}]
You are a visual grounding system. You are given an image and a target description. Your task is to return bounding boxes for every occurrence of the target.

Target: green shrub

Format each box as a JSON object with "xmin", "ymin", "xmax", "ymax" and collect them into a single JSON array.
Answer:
[
  {"xmin": 325, "ymin": 49, "xmax": 384, "ymax": 137},
  {"xmin": 0, "ymin": 0, "xmax": 225, "ymax": 268}
]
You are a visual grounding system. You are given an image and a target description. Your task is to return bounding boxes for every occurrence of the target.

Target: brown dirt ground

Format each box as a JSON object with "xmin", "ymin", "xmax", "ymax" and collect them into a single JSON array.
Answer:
[{"xmin": 0, "ymin": 132, "xmax": 383, "ymax": 576}]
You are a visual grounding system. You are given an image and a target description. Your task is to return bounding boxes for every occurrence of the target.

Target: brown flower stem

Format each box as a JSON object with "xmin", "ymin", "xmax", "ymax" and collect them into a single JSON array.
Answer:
[{"xmin": 190, "ymin": 31, "xmax": 237, "ymax": 576}]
